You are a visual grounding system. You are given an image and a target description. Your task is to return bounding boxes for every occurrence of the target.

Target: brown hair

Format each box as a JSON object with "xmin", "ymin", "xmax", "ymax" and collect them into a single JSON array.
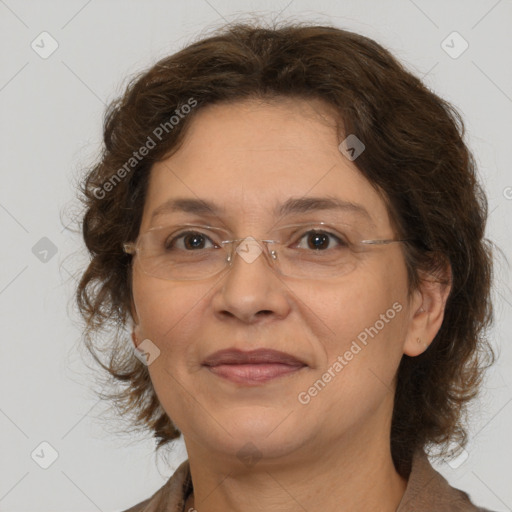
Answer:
[{"xmin": 76, "ymin": 21, "xmax": 495, "ymax": 477}]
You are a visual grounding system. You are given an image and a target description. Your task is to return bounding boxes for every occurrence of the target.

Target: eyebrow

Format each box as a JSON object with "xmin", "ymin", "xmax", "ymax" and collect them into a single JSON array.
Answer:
[{"xmin": 150, "ymin": 196, "xmax": 374, "ymax": 224}]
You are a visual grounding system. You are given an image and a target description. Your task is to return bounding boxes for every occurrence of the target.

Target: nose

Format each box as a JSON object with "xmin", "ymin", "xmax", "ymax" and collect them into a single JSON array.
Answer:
[{"xmin": 211, "ymin": 237, "xmax": 291, "ymax": 324}]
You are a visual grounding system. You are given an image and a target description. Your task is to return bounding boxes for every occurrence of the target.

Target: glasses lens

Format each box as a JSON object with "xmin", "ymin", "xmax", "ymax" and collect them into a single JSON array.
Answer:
[
  {"xmin": 270, "ymin": 225, "xmax": 358, "ymax": 279},
  {"xmin": 137, "ymin": 225, "xmax": 228, "ymax": 280},
  {"xmin": 133, "ymin": 222, "xmax": 390, "ymax": 281}
]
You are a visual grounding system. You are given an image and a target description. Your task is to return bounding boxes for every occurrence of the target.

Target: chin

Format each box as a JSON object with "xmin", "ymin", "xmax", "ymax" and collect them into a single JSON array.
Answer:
[{"xmin": 185, "ymin": 409, "xmax": 307, "ymax": 462}]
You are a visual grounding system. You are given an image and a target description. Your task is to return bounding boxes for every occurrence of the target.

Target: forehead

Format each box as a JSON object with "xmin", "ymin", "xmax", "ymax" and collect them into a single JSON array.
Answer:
[{"xmin": 140, "ymin": 98, "xmax": 392, "ymax": 232}]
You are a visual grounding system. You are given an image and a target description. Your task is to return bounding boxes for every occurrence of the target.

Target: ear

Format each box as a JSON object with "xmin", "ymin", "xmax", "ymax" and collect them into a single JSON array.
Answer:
[
  {"xmin": 131, "ymin": 329, "xmax": 139, "ymax": 349},
  {"xmin": 403, "ymin": 261, "xmax": 452, "ymax": 357},
  {"xmin": 130, "ymin": 297, "xmax": 141, "ymax": 349}
]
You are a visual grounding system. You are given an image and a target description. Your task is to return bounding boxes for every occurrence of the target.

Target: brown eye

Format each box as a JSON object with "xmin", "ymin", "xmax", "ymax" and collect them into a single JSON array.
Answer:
[
  {"xmin": 183, "ymin": 233, "xmax": 208, "ymax": 250},
  {"xmin": 166, "ymin": 231, "xmax": 216, "ymax": 251},
  {"xmin": 307, "ymin": 232, "xmax": 329, "ymax": 250},
  {"xmin": 295, "ymin": 230, "xmax": 347, "ymax": 251}
]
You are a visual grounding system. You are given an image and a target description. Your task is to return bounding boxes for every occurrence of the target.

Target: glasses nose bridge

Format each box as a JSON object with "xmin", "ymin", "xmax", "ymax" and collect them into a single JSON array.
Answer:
[{"xmin": 224, "ymin": 236, "xmax": 279, "ymax": 272}]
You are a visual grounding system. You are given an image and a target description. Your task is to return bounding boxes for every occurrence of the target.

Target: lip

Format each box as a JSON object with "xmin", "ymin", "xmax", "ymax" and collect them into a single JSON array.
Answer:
[
  {"xmin": 202, "ymin": 348, "xmax": 307, "ymax": 385},
  {"xmin": 202, "ymin": 348, "xmax": 306, "ymax": 366}
]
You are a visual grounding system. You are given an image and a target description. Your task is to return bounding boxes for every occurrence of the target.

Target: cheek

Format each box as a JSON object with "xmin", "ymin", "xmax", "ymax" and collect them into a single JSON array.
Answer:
[
  {"xmin": 131, "ymin": 272, "xmax": 205, "ymax": 359},
  {"xmin": 298, "ymin": 254, "xmax": 407, "ymax": 328},
  {"xmin": 131, "ymin": 276, "xmax": 209, "ymax": 420},
  {"xmin": 295, "ymin": 263, "xmax": 409, "ymax": 425},
  {"xmin": 301, "ymin": 256, "xmax": 409, "ymax": 371}
]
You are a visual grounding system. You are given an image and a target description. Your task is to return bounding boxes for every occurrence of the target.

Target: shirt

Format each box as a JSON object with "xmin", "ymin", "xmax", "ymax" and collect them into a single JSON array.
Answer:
[{"xmin": 122, "ymin": 448, "xmax": 496, "ymax": 512}]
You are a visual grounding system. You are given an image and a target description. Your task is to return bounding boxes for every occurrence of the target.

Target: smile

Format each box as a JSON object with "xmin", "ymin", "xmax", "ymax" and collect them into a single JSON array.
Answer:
[{"xmin": 206, "ymin": 363, "xmax": 306, "ymax": 385}]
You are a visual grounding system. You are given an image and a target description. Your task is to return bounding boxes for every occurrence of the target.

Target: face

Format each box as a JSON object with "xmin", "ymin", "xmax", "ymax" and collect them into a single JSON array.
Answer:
[{"xmin": 131, "ymin": 97, "xmax": 420, "ymax": 466}]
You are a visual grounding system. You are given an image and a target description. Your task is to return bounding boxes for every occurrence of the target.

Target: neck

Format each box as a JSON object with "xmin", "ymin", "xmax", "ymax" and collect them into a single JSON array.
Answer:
[{"xmin": 183, "ymin": 423, "xmax": 408, "ymax": 512}]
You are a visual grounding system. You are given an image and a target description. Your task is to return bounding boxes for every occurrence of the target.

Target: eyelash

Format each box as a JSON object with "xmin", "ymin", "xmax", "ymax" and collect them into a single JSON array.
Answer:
[
  {"xmin": 166, "ymin": 229, "xmax": 349, "ymax": 251},
  {"xmin": 294, "ymin": 229, "xmax": 349, "ymax": 250}
]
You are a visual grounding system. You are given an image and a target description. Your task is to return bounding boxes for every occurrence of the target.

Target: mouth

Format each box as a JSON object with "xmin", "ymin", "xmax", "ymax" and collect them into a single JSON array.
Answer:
[{"xmin": 202, "ymin": 348, "xmax": 307, "ymax": 385}]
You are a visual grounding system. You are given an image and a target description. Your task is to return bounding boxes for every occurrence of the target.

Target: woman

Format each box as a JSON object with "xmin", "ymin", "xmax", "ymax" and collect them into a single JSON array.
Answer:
[{"xmin": 77, "ymin": 22, "xmax": 497, "ymax": 511}]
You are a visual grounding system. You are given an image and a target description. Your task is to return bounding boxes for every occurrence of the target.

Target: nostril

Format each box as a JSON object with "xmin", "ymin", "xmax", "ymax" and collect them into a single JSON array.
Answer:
[{"xmin": 256, "ymin": 310, "xmax": 273, "ymax": 317}]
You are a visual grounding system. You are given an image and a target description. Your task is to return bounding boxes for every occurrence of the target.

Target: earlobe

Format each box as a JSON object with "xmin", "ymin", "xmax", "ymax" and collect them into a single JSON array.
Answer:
[
  {"xmin": 130, "ymin": 295, "xmax": 139, "ymax": 325},
  {"xmin": 129, "ymin": 297, "xmax": 141, "ymax": 349},
  {"xmin": 131, "ymin": 330, "xmax": 138, "ymax": 348},
  {"xmin": 403, "ymin": 291, "xmax": 430, "ymax": 357},
  {"xmin": 403, "ymin": 263, "xmax": 452, "ymax": 357}
]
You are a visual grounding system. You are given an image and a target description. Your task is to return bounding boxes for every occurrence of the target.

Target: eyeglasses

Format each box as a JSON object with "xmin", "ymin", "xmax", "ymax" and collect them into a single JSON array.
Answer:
[{"xmin": 123, "ymin": 222, "xmax": 408, "ymax": 281}]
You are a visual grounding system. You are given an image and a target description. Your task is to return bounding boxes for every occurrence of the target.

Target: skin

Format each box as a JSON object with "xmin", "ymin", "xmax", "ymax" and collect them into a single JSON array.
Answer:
[{"xmin": 130, "ymin": 97, "xmax": 451, "ymax": 512}]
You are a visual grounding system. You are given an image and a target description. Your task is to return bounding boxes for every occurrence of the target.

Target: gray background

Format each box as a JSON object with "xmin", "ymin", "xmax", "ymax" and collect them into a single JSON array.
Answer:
[{"xmin": 0, "ymin": 0, "xmax": 511, "ymax": 510}]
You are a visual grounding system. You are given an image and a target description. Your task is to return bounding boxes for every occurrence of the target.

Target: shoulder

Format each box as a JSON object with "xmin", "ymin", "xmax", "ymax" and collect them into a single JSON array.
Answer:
[
  {"xmin": 121, "ymin": 499, "xmax": 150, "ymax": 512},
  {"xmin": 119, "ymin": 452, "xmax": 498, "ymax": 512},
  {"xmin": 397, "ymin": 449, "xmax": 497, "ymax": 512},
  {"xmin": 119, "ymin": 459, "xmax": 192, "ymax": 512}
]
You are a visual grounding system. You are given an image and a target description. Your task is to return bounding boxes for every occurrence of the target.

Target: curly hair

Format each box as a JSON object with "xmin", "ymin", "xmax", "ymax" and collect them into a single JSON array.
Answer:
[{"xmin": 75, "ymin": 20, "xmax": 495, "ymax": 478}]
